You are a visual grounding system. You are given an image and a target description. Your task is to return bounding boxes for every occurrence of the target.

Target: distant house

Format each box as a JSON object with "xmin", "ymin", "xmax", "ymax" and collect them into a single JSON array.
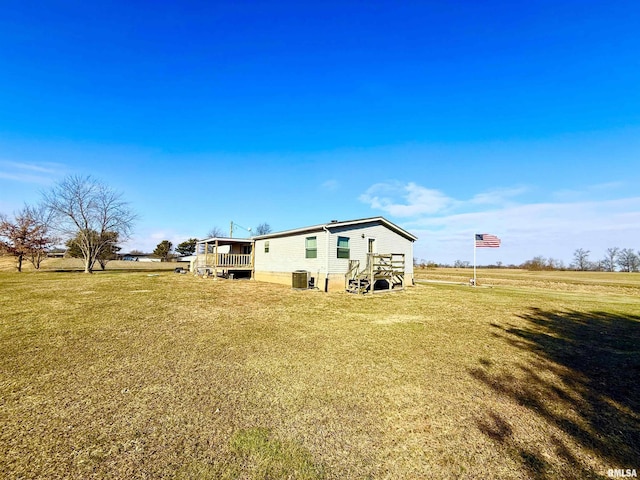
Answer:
[
  {"xmin": 195, "ymin": 217, "xmax": 417, "ymax": 293},
  {"xmin": 176, "ymin": 254, "xmax": 197, "ymax": 269},
  {"xmin": 120, "ymin": 253, "xmax": 161, "ymax": 262}
]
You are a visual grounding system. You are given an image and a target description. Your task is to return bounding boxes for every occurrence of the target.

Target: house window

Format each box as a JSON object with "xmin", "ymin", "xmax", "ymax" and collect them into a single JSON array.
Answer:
[
  {"xmin": 265, "ymin": 241, "xmax": 270, "ymax": 253},
  {"xmin": 305, "ymin": 236, "xmax": 317, "ymax": 258},
  {"xmin": 337, "ymin": 236, "xmax": 350, "ymax": 259}
]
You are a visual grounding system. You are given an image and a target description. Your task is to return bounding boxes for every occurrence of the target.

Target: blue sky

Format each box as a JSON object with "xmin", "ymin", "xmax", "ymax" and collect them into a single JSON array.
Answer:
[{"xmin": 1, "ymin": 1, "xmax": 639, "ymax": 265}]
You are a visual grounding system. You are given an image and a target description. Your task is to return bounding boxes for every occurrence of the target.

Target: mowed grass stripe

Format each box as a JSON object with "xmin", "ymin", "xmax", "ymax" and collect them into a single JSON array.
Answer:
[{"xmin": 1, "ymin": 270, "xmax": 639, "ymax": 479}]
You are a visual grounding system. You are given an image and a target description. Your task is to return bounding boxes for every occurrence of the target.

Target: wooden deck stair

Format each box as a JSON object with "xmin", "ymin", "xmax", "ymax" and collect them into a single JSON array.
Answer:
[
  {"xmin": 346, "ymin": 253, "xmax": 405, "ymax": 294},
  {"xmin": 347, "ymin": 273, "xmax": 371, "ymax": 294}
]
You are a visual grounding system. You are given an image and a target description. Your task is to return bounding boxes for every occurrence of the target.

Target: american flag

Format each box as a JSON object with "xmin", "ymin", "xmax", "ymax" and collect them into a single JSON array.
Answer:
[{"xmin": 475, "ymin": 233, "xmax": 501, "ymax": 248}]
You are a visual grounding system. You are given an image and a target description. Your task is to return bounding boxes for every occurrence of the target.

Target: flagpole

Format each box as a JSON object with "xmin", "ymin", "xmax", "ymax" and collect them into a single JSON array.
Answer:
[{"xmin": 473, "ymin": 233, "xmax": 477, "ymax": 287}]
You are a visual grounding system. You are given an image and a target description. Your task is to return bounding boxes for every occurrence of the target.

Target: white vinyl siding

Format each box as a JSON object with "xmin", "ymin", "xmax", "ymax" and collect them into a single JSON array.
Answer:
[
  {"xmin": 253, "ymin": 219, "xmax": 414, "ymax": 276},
  {"xmin": 254, "ymin": 230, "xmax": 328, "ymax": 273},
  {"xmin": 326, "ymin": 222, "xmax": 414, "ymax": 275}
]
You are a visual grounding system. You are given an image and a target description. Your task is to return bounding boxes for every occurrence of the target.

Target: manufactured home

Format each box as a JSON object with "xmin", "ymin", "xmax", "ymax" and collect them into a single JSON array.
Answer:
[{"xmin": 194, "ymin": 217, "xmax": 417, "ymax": 293}]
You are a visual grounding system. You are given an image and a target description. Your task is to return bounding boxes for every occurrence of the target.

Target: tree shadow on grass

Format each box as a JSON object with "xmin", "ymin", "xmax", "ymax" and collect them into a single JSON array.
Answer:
[{"xmin": 471, "ymin": 308, "xmax": 640, "ymax": 479}]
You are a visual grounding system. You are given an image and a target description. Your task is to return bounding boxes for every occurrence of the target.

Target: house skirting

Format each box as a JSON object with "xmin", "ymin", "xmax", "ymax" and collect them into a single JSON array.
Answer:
[
  {"xmin": 253, "ymin": 271, "xmax": 344, "ymax": 292},
  {"xmin": 254, "ymin": 270, "xmax": 414, "ymax": 292}
]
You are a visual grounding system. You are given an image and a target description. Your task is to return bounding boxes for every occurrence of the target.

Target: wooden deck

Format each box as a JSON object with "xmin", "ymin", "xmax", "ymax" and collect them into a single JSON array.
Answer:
[
  {"xmin": 196, "ymin": 253, "xmax": 254, "ymax": 277},
  {"xmin": 346, "ymin": 253, "xmax": 405, "ymax": 294}
]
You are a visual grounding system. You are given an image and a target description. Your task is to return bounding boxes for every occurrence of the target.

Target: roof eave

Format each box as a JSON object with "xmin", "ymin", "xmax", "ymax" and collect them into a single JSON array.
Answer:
[
  {"xmin": 253, "ymin": 216, "xmax": 417, "ymax": 242},
  {"xmin": 196, "ymin": 237, "xmax": 253, "ymax": 244}
]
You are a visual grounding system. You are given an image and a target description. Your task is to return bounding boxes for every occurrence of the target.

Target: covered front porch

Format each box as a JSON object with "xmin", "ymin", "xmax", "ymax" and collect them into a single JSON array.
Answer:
[{"xmin": 194, "ymin": 237, "xmax": 254, "ymax": 278}]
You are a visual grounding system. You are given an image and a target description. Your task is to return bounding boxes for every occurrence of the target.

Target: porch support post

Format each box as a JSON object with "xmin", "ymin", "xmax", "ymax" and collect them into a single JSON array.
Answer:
[
  {"xmin": 369, "ymin": 254, "xmax": 374, "ymax": 285},
  {"xmin": 250, "ymin": 240, "xmax": 255, "ymax": 280},
  {"xmin": 204, "ymin": 242, "xmax": 209, "ymax": 274},
  {"xmin": 214, "ymin": 239, "xmax": 219, "ymax": 280}
]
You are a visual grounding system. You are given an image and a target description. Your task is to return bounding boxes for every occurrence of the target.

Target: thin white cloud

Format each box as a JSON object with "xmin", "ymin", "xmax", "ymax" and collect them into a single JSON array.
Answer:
[
  {"xmin": 0, "ymin": 160, "xmax": 65, "ymax": 184},
  {"xmin": 590, "ymin": 181, "xmax": 625, "ymax": 191},
  {"xmin": 0, "ymin": 160, "xmax": 60, "ymax": 173},
  {"xmin": 552, "ymin": 181, "xmax": 627, "ymax": 201},
  {"xmin": 150, "ymin": 231, "xmax": 168, "ymax": 241},
  {"xmin": 469, "ymin": 186, "xmax": 529, "ymax": 206},
  {"xmin": 359, "ymin": 181, "xmax": 454, "ymax": 216},
  {"xmin": 359, "ymin": 181, "xmax": 529, "ymax": 217},
  {"xmin": 321, "ymin": 179, "xmax": 340, "ymax": 191}
]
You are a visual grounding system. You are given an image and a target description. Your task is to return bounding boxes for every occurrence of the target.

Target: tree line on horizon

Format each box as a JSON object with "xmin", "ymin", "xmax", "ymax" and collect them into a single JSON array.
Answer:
[
  {"xmin": 415, "ymin": 247, "xmax": 640, "ymax": 273},
  {"xmin": 0, "ymin": 175, "xmax": 272, "ymax": 272}
]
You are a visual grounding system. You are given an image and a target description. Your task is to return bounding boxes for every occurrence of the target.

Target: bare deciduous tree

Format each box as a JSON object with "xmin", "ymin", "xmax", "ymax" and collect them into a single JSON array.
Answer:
[
  {"xmin": 254, "ymin": 222, "xmax": 272, "ymax": 235},
  {"xmin": 602, "ymin": 247, "xmax": 619, "ymax": 272},
  {"xmin": 571, "ymin": 248, "xmax": 590, "ymax": 271},
  {"xmin": 617, "ymin": 248, "xmax": 640, "ymax": 272},
  {"xmin": 44, "ymin": 175, "xmax": 136, "ymax": 273},
  {"xmin": 206, "ymin": 226, "xmax": 224, "ymax": 238},
  {"xmin": 0, "ymin": 205, "xmax": 55, "ymax": 271}
]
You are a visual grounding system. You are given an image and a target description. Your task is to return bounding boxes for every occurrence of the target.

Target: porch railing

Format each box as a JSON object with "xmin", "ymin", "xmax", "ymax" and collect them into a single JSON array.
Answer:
[
  {"xmin": 216, "ymin": 253, "xmax": 251, "ymax": 267},
  {"xmin": 199, "ymin": 253, "xmax": 253, "ymax": 268}
]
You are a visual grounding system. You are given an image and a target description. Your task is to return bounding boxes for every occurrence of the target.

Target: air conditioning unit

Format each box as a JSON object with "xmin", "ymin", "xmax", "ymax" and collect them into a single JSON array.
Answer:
[{"xmin": 292, "ymin": 270, "xmax": 310, "ymax": 289}]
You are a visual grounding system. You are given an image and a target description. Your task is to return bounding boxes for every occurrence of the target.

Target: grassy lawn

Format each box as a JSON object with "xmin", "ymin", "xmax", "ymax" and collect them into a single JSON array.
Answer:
[{"xmin": 1, "ymin": 267, "xmax": 639, "ymax": 479}]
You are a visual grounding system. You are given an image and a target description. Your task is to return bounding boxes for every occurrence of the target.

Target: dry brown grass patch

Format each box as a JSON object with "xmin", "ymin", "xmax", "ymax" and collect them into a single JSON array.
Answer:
[{"xmin": 1, "ymin": 270, "xmax": 638, "ymax": 478}]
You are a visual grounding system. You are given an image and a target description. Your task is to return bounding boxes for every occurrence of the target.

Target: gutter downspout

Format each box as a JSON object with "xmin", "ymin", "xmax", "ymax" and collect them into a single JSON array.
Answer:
[
  {"xmin": 322, "ymin": 225, "xmax": 331, "ymax": 292},
  {"xmin": 250, "ymin": 239, "xmax": 255, "ymax": 280}
]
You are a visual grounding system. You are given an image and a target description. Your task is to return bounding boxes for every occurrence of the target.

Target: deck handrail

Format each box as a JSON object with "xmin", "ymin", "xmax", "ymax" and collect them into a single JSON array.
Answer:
[
  {"xmin": 199, "ymin": 252, "xmax": 252, "ymax": 268},
  {"xmin": 346, "ymin": 253, "xmax": 406, "ymax": 293},
  {"xmin": 216, "ymin": 253, "xmax": 252, "ymax": 267}
]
